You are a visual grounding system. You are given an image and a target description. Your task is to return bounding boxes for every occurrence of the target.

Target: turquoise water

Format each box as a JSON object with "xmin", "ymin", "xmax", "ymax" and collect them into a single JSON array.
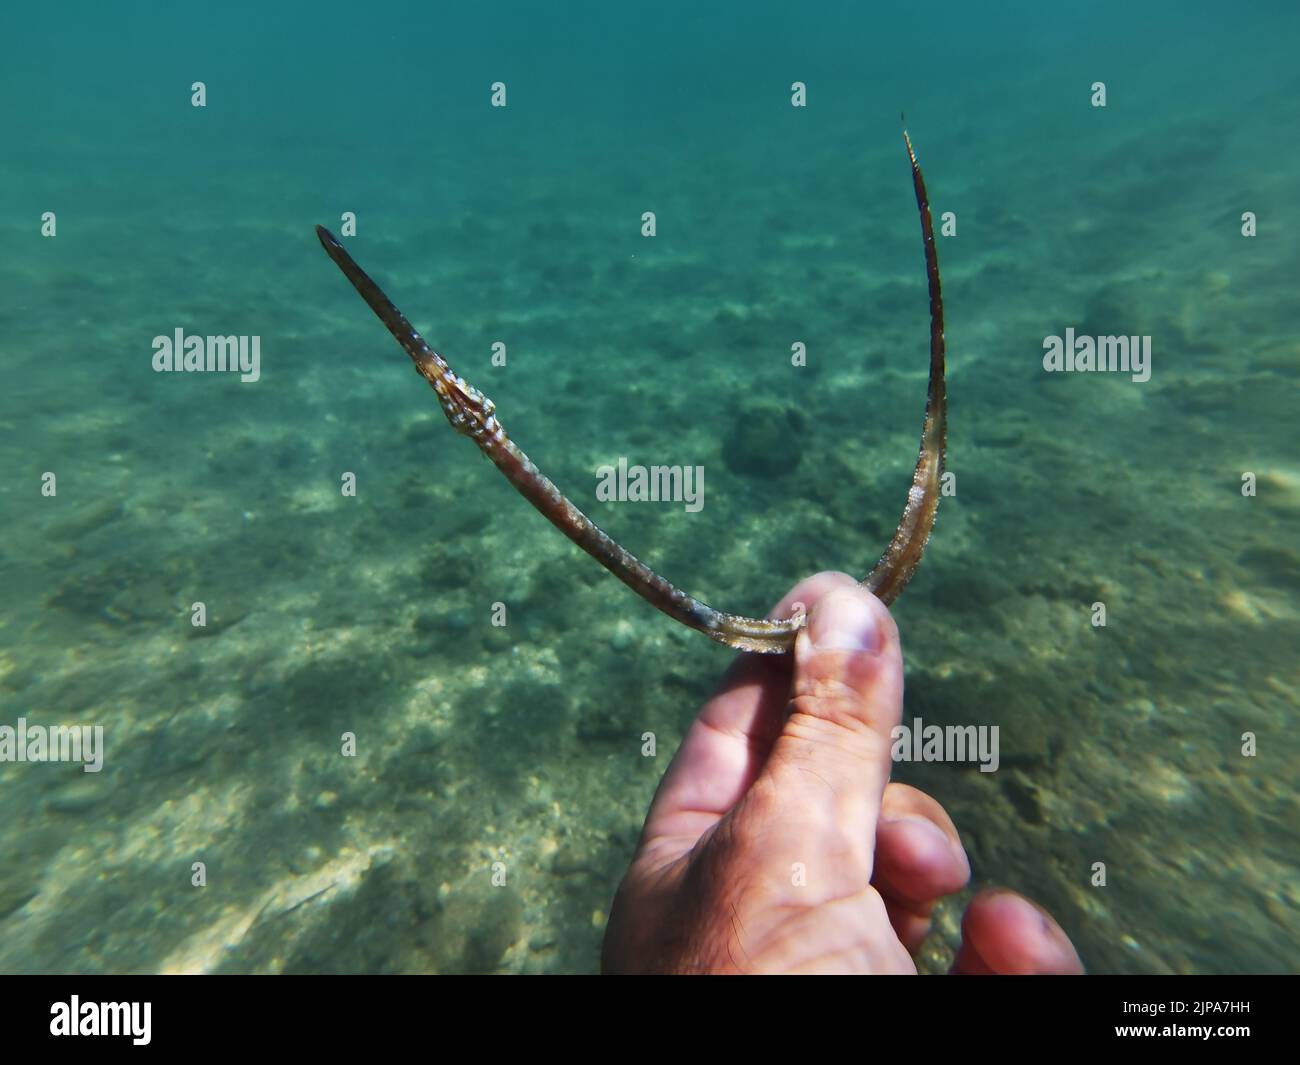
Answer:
[{"xmin": 1, "ymin": 1, "xmax": 1296, "ymax": 973}]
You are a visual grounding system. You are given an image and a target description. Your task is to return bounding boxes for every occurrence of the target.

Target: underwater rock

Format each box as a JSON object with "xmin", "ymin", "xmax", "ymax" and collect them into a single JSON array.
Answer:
[
  {"xmin": 418, "ymin": 545, "xmax": 479, "ymax": 590},
  {"xmin": 413, "ymin": 608, "xmax": 470, "ymax": 636},
  {"xmin": 47, "ymin": 501, "xmax": 124, "ymax": 543},
  {"xmin": 0, "ymin": 871, "xmax": 38, "ymax": 922},
  {"xmin": 721, "ymin": 399, "xmax": 806, "ymax": 479},
  {"xmin": 45, "ymin": 776, "xmax": 112, "ymax": 815},
  {"xmin": 1000, "ymin": 773, "xmax": 1046, "ymax": 825},
  {"xmin": 457, "ymin": 888, "xmax": 523, "ymax": 973},
  {"xmin": 185, "ymin": 604, "xmax": 248, "ymax": 638},
  {"xmin": 1080, "ymin": 281, "xmax": 1149, "ymax": 340},
  {"xmin": 1255, "ymin": 469, "xmax": 1300, "ymax": 515},
  {"xmin": 1238, "ymin": 545, "xmax": 1300, "ymax": 590}
]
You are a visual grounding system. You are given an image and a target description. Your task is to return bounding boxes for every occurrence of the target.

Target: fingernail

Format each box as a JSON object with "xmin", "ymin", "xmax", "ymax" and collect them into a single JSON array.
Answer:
[
  {"xmin": 883, "ymin": 814, "xmax": 951, "ymax": 851},
  {"xmin": 884, "ymin": 815, "xmax": 971, "ymax": 873},
  {"xmin": 808, "ymin": 589, "xmax": 881, "ymax": 653},
  {"xmin": 985, "ymin": 888, "xmax": 1070, "ymax": 944}
]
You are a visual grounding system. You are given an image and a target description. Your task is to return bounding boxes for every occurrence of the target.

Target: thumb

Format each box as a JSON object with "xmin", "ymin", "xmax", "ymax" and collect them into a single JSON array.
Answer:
[{"xmin": 746, "ymin": 585, "xmax": 904, "ymax": 878}]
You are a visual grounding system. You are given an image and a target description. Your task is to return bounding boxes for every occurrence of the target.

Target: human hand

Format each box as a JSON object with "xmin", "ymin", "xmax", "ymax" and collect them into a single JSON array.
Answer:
[{"xmin": 602, "ymin": 572, "xmax": 1083, "ymax": 974}]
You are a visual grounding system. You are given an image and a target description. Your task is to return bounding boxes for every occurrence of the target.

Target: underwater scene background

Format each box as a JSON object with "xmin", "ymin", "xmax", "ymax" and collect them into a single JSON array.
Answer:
[{"xmin": 1, "ymin": 0, "xmax": 1296, "ymax": 973}]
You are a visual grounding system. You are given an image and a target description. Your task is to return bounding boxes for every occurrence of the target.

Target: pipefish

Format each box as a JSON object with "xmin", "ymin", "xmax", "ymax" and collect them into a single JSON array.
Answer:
[{"xmin": 316, "ymin": 127, "xmax": 945, "ymax": 654}]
